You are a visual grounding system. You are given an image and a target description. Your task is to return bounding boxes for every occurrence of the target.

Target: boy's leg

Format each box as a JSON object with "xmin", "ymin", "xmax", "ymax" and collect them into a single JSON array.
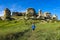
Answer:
[{"xmin": 32, "ymin": 28, "xmax": 35, "ymax": 31}]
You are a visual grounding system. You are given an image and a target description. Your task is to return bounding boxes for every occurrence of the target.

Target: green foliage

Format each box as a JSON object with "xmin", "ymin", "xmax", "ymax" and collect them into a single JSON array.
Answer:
[{"xmin": 0, "ymin": 20, "xmax": 60, "ymax": 40}]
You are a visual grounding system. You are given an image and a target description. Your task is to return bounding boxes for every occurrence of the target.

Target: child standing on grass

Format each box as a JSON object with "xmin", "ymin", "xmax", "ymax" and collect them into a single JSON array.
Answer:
[{"xmin": 32, "ymin": 22, "xmax": 36, "ymax": 31}]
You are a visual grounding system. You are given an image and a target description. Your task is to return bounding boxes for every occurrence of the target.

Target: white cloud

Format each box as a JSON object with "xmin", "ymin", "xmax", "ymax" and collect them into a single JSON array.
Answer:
[
  {"xmin": 0, "ymin": 11, "xmax": 4, "ymax": 16},
  {"xmin": 0, "ymin": 5, "xmax": 4, "ymax": 16}
]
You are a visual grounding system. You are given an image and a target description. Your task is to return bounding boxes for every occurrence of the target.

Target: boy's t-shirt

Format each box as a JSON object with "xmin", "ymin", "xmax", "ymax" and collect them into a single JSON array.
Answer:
[{"xmin": 32, "ymin": 24, "xmax": 35, "ymax": 29}]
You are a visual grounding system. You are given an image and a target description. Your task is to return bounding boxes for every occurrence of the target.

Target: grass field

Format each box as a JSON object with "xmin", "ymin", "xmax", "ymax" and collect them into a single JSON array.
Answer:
[{"xmin": 0, "ymin": 20, "xmax": 60, "ymax": 40}]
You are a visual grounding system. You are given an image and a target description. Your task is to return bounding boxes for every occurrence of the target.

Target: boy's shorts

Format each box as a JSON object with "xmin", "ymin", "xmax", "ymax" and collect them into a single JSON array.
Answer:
[{"xmin": 32, "ymin": 28, "xmax": 35, "ymax": 30}]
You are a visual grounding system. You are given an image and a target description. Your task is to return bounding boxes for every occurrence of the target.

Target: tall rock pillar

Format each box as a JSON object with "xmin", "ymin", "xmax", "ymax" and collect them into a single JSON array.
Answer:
[{"xmin": 4, "ymin": 8, "xmax": 11, "ymax": 20}]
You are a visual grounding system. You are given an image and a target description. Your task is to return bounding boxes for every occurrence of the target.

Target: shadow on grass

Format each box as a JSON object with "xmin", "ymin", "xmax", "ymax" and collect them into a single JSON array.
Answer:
[{"xmin": 0, "ymin": 29, "xmax": 30, "ymax": 40}]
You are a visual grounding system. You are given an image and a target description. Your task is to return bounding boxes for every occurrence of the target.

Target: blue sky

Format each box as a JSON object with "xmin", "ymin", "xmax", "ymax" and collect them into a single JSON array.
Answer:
[{"xmin": 0, "ymin": 0, "xmax": 60, "ymax": 20}]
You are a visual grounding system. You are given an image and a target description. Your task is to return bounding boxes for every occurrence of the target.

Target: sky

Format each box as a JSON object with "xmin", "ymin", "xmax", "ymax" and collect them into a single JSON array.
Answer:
[{"xmin": 0, "ymin": 0, "xmax": 60, "ymax": 20}]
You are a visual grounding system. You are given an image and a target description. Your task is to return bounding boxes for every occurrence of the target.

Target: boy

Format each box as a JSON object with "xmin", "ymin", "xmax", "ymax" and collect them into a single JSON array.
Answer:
[{"xmin": 32, "ymin": 22, "xmax": 36, "ymax": 31}]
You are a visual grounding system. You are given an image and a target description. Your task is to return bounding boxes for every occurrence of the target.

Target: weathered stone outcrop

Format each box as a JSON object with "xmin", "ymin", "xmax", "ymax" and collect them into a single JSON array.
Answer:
[
  {"xmin": 25, "ymin": 8, "xmax": 36, "ymax": 19},
  {"xmin": 52, "ymin": 14, "xmax": 57, "ymax": 20},
  {"xmin": 0, "ymin": 8, "xmax": 57, "ymax": 21},
  {"xmin": 37, "ymin": 9, "xmax": 43, "ymax": 19},
  {"xmin": 43, "ymin": 12, "xmax": 51, "ymax": 19},
  {"xmin": 12, "ymin": 12, "xmax": 26, "ymax": 16},
  {"xmin": 4, "ymin": 8, "xmax": 11, "ymax": 20}
]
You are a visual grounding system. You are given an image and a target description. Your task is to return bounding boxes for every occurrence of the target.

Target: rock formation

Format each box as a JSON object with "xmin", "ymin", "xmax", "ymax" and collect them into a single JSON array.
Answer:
[
  {"xmin": 26, "ymin": 8, "xmax": 36, "ymax": 19},
  {"xmin": 1, "ymin": 8, "xmax": 57, "ymax": 21},
  {"xmin": 12, "ymin": 12, "xmax": 26, "ymax": 16},
  {"xmin": 4, "ymin": 8, "xmax": 11, "ymax": 20},
  {"xmin": 43, "ymin": 12, "xmax": 51, "ymax": 19},
  {"xmin": 37, "ymin": 9, "xmax": 43, "ymax": 19},
  {"xmin": 52, "ymin": 14, "xmax": 57, "ymax": 20}
]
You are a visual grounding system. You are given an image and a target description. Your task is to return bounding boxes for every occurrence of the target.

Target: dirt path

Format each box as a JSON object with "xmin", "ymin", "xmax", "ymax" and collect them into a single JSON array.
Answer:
[{"xmin": 27, "ymin": 31, "xmax": 37, "ymax": 40}]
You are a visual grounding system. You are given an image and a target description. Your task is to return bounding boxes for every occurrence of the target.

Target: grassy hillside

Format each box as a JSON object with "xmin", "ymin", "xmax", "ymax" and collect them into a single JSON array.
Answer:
[{"xmin": 0, "ymin": 20, "xmax": 60, "ymax": 40}]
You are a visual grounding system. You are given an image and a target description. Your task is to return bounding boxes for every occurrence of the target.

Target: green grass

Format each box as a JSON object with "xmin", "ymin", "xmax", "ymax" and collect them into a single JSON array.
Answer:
[{"xmin": 0, "ymin": 20, "xmax": 60, "ymax": 40}]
